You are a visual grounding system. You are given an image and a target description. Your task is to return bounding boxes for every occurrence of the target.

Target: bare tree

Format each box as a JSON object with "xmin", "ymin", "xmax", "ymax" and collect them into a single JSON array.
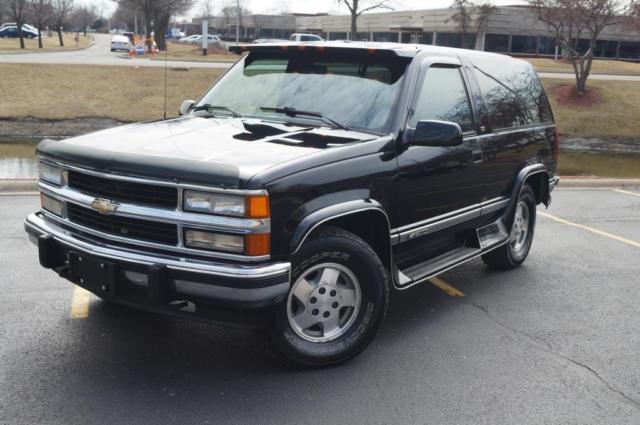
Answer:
[
  {"xmin": 337, "ymin": 0, "xmax": 394, "ymax": 40},
  {"xmin": 448, "ymin": 0, "xmax": 496, "ymax": 49},
  {"xmin": 51, "ymin": 0, "xmax": 73, "ymax": 46},
  {"xmin": 3, "ymin": 0, "xmax": 29, "ymax": 48},
  {"xmin": 30, "ymin": 0, "xmax": 55, "ymax": 48},
  {"xmin": 530, "ymin": 0, "xmax": 633, "ymax": 94},
  {"xmin": 448, "ymin": 0, "xmax": 474, "ymax": 48},
  {"xmin": 153, "ymin": 0, "xmax": 193, "ymax": 50},
  {"xmin": 473, "ymin": 1, "xmax": 497, "ymax": 43}
]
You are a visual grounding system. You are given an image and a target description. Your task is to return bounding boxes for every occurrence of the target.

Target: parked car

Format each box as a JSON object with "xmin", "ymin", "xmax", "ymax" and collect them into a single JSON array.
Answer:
[
  {"xmin": 26, "ymin": 42, "xmax": 558, "ymax": 368},
  {"xmin": 288, "ymin": 33, "xmax": 323, "ymax": 42},
  {"xmin": 110, "ymin": 35, "xmax": 132, "ymax": 52},
  {"xmin": 0, "ymin": 25, "xmax": 39, "ymax": 39},
  {"xmin": 122, "ymin": 31, "xmax": 135, "ymax": 43},
  {"xmin": 252, "ymin": 38, "xmax": 288, "ymax": 44},
  {"xmin": 0, "ymin": 22, "xmax": 39, "ymax": 35},
  {"xmin": 179, "ymin": 34, "xmax": 223, "ymax": 47}
]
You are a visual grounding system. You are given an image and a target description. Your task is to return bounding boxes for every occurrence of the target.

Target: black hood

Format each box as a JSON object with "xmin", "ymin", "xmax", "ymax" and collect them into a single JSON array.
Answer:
[{"xmin": 36, "ymin": 116, "xmax": 375, "ymax": 188}]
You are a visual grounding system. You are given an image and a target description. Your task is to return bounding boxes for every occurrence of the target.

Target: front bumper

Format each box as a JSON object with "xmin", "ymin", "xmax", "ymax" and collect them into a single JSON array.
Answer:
[{"xmin": 25, "ymin": 212, "xmax": 290, "ymax": 327}]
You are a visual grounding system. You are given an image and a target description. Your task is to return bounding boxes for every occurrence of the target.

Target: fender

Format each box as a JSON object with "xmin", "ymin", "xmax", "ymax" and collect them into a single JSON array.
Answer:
[
  {"xmin": 290, "ymin": 199, "xmax": 391, "ymax": 255},
  {"xmin": 502, "ymin": 163, "xmax": 549, "ymax": 223}
]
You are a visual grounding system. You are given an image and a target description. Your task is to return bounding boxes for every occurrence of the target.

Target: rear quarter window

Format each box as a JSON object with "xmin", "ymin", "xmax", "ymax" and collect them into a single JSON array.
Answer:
[{"xmin": 471, "ymin": 55, "xmax": 553, "ymax": 130}]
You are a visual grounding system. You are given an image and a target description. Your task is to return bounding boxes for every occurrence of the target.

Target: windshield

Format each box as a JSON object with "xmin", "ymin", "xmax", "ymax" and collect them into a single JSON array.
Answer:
[{"xmin": 195, "ymin": 51, "xmax": 410, "ymax": 133}]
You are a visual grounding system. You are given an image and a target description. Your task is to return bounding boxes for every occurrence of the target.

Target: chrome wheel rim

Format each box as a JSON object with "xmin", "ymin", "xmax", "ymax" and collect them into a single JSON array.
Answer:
[
  {"xmin": 286, "ymin": 262, "xmax": 361, "ymax": 343},
  {"xmin": 510, "ymin": 201, "xmax": 530, "ymax": 255}
]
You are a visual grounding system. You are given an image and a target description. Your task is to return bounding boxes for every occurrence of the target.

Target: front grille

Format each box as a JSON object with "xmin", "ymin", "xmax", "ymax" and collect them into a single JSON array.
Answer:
[
  {"xmin": 67, "ymin": 171, "xmax": 178, "ymax": 209},
  {"xmin": 67, "ymin": 203, "xmax": 178, "ymax": 246}
]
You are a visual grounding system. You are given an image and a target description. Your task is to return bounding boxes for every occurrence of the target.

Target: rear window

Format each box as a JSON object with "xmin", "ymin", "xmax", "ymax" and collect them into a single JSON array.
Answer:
[{"xmin": 471, "ymin": 56, "xmax": 553, "ymax": 130}]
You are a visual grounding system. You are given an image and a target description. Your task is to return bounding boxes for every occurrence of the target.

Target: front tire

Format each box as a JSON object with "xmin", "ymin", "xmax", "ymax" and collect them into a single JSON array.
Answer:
[
  {"xmin": 265, "ymin": 226, "xmax": 389, "ymax": 368},
  {"xmin": 482, "ymin": 185, "xmax": 537, "ymax": 270}
]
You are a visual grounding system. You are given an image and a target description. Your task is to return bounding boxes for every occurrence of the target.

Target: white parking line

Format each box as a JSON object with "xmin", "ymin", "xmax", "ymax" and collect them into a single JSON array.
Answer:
[{"xmin": 614, "ymin": 189, "xmax": 640, "ymax": 198}]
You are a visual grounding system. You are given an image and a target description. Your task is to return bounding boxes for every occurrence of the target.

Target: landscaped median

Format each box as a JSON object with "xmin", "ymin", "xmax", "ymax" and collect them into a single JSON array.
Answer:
[
  {"xmin": 0, "ymin": 62, "xmax": 639, "ymax": 182},
  {"xmin": 0, "ymin": 33, "xmax": 92, "ymax": 53}
]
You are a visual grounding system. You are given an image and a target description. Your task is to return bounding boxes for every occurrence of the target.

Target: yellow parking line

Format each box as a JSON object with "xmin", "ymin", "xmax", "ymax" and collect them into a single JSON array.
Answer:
[
  {"xmin": 614, "ymin": 189, "xmax": 640, "ymax": 198},
  {"xmin": 539, "ymin": 211, "xmax": 640, "ymax": 249},
  {"xmin": 70, "ymin": 286, "xmax": 91, "ymax": 319},
  {"xmin": 428, "ymin": 277, "xmax": 465, "ymax": 297}
]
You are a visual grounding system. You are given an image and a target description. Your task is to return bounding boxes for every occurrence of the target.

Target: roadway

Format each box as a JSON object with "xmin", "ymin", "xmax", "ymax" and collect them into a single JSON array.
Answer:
[
  {"xmin": 1, "ymin": 188, "xmax": 639, "ymax": 424},
  {"xmin": 0, "ymin": 33, "xmax": 231, "ymax": 69}
]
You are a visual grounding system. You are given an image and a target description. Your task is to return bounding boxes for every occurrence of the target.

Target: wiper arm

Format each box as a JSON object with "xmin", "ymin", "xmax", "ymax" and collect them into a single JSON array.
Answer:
[
  {"xmin": 260, "ymin": 106, "xmax": 350, "ymax": 131},
  {"xmin": 191, "ymin": 104, "xmax": 242, "ymax": 117}
]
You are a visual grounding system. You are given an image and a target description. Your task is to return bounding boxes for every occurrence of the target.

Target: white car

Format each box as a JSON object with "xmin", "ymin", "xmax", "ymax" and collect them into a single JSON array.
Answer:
[
  {"xmin": 289, "ymin": 33, "xmax": 323, "ymax": 42},
  {"xmin": 179, "ymin": 34, "xmax": 223, "ymax": 47},
  {"xmin": 110, "ymin": 35, "xmax": 132, "ymax": 52}
]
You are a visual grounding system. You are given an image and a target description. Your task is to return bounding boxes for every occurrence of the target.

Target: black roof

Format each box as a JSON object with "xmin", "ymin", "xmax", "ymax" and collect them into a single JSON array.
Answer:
[{"xmin": 231, "ymin": 40, "xmax": 510, "ymax": 59}]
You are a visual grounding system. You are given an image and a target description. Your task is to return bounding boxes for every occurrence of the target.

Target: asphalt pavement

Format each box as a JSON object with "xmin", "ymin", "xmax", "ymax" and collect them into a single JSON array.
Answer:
[
  {"xmin": 0, "ymin": 33, "xmax": 231, "ymax": 69},
  {"xmin": 1, "ymin": 188, "xmax": 639, "ymax": 424}
]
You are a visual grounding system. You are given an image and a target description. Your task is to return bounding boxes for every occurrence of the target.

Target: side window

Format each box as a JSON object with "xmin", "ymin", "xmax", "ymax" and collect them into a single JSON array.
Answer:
[
  {"xmin": 409, "ymin": 66, "xmax": 474, "ymax": 132},
  {"xmin": 471, "ymin": 55, "xmax": 553, "ymax": 129}
]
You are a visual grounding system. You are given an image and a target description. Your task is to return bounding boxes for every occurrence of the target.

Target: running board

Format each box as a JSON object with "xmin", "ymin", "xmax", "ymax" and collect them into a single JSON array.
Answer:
[{"xmin": 395, "ymin": 218, "xmax": 509, "ymax": 290}]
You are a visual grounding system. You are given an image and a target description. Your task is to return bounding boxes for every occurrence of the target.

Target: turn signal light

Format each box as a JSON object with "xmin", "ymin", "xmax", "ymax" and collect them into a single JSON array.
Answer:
[
  {"xmin": 245, "ymin": 233, "xmax": 270, "ymax": 256},
  {"xmin": 245, "ymin": 195, "xmax": 270, "ymax": 219}
]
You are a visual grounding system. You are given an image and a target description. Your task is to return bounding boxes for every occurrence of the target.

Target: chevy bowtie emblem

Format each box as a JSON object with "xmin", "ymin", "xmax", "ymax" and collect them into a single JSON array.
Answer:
[{"xmin": 91, "ymin": 198, "xmax": 119, "ymax": 215}]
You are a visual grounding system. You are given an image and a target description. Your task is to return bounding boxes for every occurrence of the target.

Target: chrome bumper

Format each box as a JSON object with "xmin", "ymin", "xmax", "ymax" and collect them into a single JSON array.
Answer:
[{"xmin": 24, "ymin": 212, "xmax": 290, "ymax": 307}]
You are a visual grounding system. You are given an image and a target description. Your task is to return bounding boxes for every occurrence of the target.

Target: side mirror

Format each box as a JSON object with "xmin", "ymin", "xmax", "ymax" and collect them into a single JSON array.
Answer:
[
  {"xmin": 411, "ymin": 120, "xmax": 463, "ymax": 147},
  {"xmin": 179, "ymin": 99, "xmax": 196, "ymax": 116}
]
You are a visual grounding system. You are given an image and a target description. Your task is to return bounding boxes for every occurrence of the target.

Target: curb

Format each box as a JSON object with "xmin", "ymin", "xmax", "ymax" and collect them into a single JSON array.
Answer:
[
  {"xmin": 1, "ymin": 177, "xmax": 640, "ymax": 193},
  {"xmin": 558, "ymin": 178, "xmax": 640, "ymax": 188}
]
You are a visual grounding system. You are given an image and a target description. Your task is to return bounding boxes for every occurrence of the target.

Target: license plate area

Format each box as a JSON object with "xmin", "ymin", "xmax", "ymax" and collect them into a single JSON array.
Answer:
[{"xmin": 68, "ymin": 251, "xmax": 118, "ymax": 295}]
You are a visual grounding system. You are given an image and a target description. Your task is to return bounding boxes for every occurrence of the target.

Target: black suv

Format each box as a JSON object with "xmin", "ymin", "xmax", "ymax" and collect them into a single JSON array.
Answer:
[{"xmin": 25, "ymin": 42, "xmax": 558, "ymax": 367}]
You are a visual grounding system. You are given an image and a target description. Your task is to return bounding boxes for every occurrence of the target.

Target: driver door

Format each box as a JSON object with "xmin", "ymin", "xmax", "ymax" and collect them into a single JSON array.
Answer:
[{"xmin": 392, "ymin": 60, "xmax": 484, "ymax": 266}]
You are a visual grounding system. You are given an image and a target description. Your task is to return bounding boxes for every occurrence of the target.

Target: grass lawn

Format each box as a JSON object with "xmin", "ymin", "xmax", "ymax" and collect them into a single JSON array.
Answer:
[
  {"xmin": 146, "ymin": 41, "xmax": 240, "ymax": 63},
  {"xmin": 0, "ymin": 64, "xmax": 224, "ymax": 122},
  {"xmin": 543, "ymin": 78, "xmax": 640, "ymax": 139},
  {"xmin": 558, "ymin": 152, "xmax": 640, "ymax": 178},
  {"xmin": 0, "ymin": 33, "xmax": 92, "ymax": 52},
  {"xmin": 525, "ymin": 58, "xmax": 640, "ymax": 76}
]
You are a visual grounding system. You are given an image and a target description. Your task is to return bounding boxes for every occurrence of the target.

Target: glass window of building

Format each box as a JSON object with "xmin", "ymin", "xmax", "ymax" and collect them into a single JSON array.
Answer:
[
  {"xmin": 511, "ymin": 35, "xmax": 537, "ymax": 54},
  {"xmin": 421, "ymin": 32, "xmax": 434, "ymax": 45},
  {"xmin": 373, "ymin": 32, "xmax": 397, "ymax": 42},
  {"xmin": 436, "ymin": 32, "xmax": 476, "ymax": 49},
  {"xmin": 484, "ymin": 34, "xmax": 509, "ymax": 53},
  {"xmin": 593, "ymin": 40, "xmax": 618, "ymax": 58},
  {"xmin": 538, "ymin": 36, "xmax": 556, "ymax": 55},
  {"xmin": 619, "ymin": 42, "xmax": 640, "ymax": 59}
]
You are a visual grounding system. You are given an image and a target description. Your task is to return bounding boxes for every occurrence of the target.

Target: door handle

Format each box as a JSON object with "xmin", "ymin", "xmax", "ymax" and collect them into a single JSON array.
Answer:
[{"xmin": 472, "ymin": 150, "xmax": 483, "ymax": 164}]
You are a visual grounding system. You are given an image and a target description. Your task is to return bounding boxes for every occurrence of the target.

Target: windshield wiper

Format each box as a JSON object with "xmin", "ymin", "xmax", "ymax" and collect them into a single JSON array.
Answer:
[
  {"xmin": 191, "ymin": 104, "xmax": 242, "ymax": 117},
  {"xmin": 259, "ymin": 106, "xmax": 350, "ymax": 131}
]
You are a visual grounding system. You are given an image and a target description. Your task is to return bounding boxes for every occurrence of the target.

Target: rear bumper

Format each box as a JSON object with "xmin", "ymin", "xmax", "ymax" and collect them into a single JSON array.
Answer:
[{"xmin": 24, "ymin": 212, "xmax": 290, "ymax": 327}]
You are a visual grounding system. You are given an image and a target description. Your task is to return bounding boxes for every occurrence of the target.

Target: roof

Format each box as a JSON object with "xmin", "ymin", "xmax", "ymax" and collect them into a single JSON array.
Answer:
[{"xmin": 231, "ymin": 40, "xmax": 509, "ymax": 60}]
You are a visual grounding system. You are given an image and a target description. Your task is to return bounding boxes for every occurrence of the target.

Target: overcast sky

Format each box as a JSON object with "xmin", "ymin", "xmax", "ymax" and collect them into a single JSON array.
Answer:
[{"xmin": 84, "ymin": 0, "xmax": 526, "ymax": 20}]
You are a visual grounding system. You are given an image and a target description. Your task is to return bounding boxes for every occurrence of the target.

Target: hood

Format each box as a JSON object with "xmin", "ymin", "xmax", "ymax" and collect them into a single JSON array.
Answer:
[{"xmin": 36, "ymin": 116, "xmax": 374, "ymax": 188}]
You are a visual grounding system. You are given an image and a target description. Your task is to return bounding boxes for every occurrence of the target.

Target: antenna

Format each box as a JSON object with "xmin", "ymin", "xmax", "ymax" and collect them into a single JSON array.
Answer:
[{"xmin": 163, "ymin": 39, "xmax": 168, "ymax": 119}]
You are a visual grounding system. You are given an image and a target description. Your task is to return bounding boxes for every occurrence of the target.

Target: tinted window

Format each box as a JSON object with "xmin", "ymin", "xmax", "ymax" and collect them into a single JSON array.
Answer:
[
  {"xmin": 409, "ymin": 66, "xmax": 474, "ymax": 132},
  {"xmin": 198, "ymin": 52, "xmax": 410, "ymax": 133},
  {"xmin": 471, "ymin": 56, "xmax": 553, "ymax": 129}
]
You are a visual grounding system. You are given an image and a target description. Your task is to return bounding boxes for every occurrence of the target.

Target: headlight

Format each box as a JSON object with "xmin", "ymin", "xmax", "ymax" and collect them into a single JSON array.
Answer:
[
  {"xmin": 41, "ymin": 193, "xmax": 63, "ymax": 216},
  {"xmin": 183, "ymin": 190, "xmax": 269, "ymax": 218},
  {"xmin": 39, "ymin": 162, "xmax": 64, "ymax": 186},
  {"xmin": 183, "ymin": 190, "xmax": 245, "ymax": 216},
  {"xmin": 184, "ymin": 229, "xmax": 244, "ymax": 253}
]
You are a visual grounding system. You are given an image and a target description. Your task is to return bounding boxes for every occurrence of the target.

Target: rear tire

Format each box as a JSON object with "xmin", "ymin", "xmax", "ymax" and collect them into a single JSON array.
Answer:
[
  {"xmin": 482, "ymin": 185, "xmax": 536, "ymax": 270},
  {"xmin": 264, "ymin": 225, "xmax": 389, "ymax": 368}
]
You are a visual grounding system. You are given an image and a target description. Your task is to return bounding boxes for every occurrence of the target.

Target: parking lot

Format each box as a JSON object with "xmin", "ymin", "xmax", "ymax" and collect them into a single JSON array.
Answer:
[{"xmin": 1, "ymin": 187, "xmax": 639, "ymax": 424}]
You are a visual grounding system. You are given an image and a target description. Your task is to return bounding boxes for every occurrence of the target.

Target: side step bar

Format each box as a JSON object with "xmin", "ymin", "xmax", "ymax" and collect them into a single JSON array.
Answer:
[{"xmin": 395, "ymin": 218, "xmax": 510, "ymax": 290}]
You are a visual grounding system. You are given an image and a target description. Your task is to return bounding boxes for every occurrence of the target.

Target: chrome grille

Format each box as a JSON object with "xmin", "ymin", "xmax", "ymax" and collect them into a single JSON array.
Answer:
[
  {"xmin": 67, "ymin": 170, "xmax": 178, "ymax": 209},
  {"xmin": 67, "ymin": 203, "xmax": 178, "ymax": 246}
]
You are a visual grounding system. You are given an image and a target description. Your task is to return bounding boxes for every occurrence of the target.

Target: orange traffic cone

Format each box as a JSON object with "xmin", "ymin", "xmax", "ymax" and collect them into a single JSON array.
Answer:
[{"xmin": 128, "ymin": 47, "xmax": 135, "ymax": 57}]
